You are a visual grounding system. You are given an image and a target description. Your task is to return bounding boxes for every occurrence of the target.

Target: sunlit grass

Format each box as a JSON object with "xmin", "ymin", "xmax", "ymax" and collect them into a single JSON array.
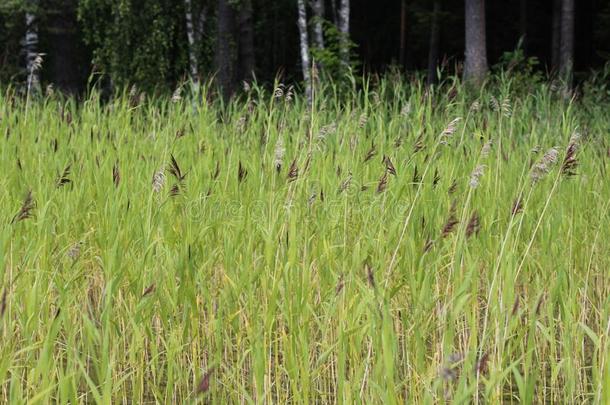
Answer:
[{"xmin": 0, "ymin": 77, "xmax": 608, "ymax": 403}]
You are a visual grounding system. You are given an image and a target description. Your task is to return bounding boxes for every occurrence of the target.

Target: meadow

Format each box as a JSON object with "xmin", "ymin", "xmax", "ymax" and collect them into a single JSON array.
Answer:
[{"xmin": 0, "ymin": 76, "xmax": 609, "ymax": 403}]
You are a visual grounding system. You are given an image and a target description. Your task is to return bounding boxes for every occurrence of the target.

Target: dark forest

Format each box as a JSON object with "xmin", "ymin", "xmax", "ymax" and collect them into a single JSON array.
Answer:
[{"xmin": 1, "ymin": 0, "xmax": 609, "ymax": 94}]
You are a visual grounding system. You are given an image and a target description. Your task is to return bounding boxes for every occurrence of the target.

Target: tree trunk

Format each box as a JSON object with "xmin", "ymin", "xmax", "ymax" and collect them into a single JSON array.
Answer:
[
  {"xmin": 338, "ymin": 0, "xmax": 350, "ymax": 64},
  {"xmin": 184, "ymin": 0, "xmax": 198, "ymax": 81},
  {"xmin": 330, "ymin": 0, "xmax": 338, "ymax": 26},
  {"xmin": 559, "ymin": 0, "xmax": 574, "ymax": 85},
  {"xmin": 195, "ymin": 3, "xmax": 209, "ymax": 46},
  {"xmin": 25, "ymin": 1, "xmax": 40, "ymax": 95},
  {"xmin": 427, "ymin": 0, "xmax": 441, "ymax": 86},
  {"xmin": 399, "ymin": 0, "xmax": 407, "ymax": 67},
  {"xmin": 297, "ymin": 0, "xmax": 312, "ymax": 105},
  {"xmin": 46, "ymin": 0, "xmax": 82, "ymax": 94},
  {"xmin": 463, "ymin": 0, "xmax": 488, "ymax": 87},
  {"xmin": 238, "ymin": 0, "xmax": 256, "ymax": 82},
  {"xmin": 551, "ymin": 0, "xmax": 561, "ymax": 71},
  {"xmin": 311, "ymin": 0, "xmax": 325, "ymax": 50},
  {"xmin": 216, "ymin": 0, "xmax": 236, "ymax": 99}
]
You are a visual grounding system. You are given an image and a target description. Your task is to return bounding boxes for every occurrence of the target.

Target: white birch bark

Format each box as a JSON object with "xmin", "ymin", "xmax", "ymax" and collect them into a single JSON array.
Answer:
[
  {"xmin": 338, "ymin": 0, "xmax": 350, "ymax": 64},
  {"xmin": 311, "ymin": 0, "xmax": 325, "ymax": 50},
  {"xmin": 463, "ymin": 0, "xmax": 488, "ymax": 87},
  {"xmin": 297, "ymin": 0, "xmax": 312, "ymax": 105},
  {"xmin": 184, "ymin": 0, "xmax": 199, "ymax": 81},
  {"xmin": 25, "ymin": 4, "xmax": 40, "ymax": 95}
]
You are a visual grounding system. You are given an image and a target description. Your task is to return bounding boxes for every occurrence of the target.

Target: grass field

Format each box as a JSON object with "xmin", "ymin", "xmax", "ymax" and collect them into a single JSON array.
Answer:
[{"xmin": 0, "ymin": 78, "xmax": 609, "ymax": 403}]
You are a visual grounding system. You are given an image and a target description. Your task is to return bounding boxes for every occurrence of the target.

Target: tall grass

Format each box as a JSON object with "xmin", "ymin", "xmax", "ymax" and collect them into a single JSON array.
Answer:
[{"xmin": 0, "ymin": 76, "xmax": 608, "ymax": 403}]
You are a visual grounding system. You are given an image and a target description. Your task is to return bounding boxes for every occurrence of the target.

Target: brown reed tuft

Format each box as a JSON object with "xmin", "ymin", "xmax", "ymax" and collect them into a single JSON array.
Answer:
[
  {"xmin": 168, "ymin": 155, "xmax": 187, "ymax": 195},
  {"xmin": 441, "ymin": 201, "xmax": 459, "ymax": 238},
  {"xmin": 465, "ymin": 211, "xmax": 481, "ymax": 238},
  {"xmin": 196, "ymin": 367, "xmax": 215, "ymax": 395},
  {"xmin": 376, "ymin": 170, "xmax": 388, "ymax": 193},
  {"xmin": 142, "ymin": 284, "xmax": 156, "ymax": 298},
  {"xmin": 413, "ymin": 133, "xmax": 425, "ymax": 152},
  {"xmin": 238, "ymin": 161, "xmax": 248, "ymax": 183},
  {"xmin": 12, "ymin": 190, "xmax": 35, "ymax": 223},
  {"xmin": 287, "ymin": 158, "xmax": 298, "ymax": 182},
  {"xmin": 0, "ymin": 289, "xmax": 6, "ymax": 317},
  {"xmin": 168, "ymin": 155, "xmax": 187, "ymax": 182},
  {"xmin": 561, "ymin": 132, "xmax": 580, "ymax": 177},
  {"xmin": 56, "ymin": 164, "xmax": 72, "ymax": 187},
  {"xmin": 511, "ymin": 294, "xmax": 520, "ymax": 316},
  {"xmin": 412, "ymin": 165, "xmax": 421, "ymax": 186},
  {"xmin": 442, "ymin": 215, "xmax": 459, "ymax": 238},
  {"xmin": 338, "ymin": 172, "xmax": 352, "ymax": 194},
  {"xmin": 335, "ymin": 275, "xmax": 345, "ymax": 295},
  {"xmin": 383, "ymin": 155, "xmax": 396, "ymax": 176},
  {"xmin": 363, "ymin": 142, "xmax": 377, "ymax": 163},
  {"xmin": 511, "ymin": 196, "xmax": 524, "ymax": 216},
  {"xmin": 423, "ymin": 238, "xmax": 434, "ymax": 252},
  {"xmin": 432, "ymin": 168, "xmax": 441, "ymax": 188},
  {"xmin": 448, "ymin": 179, "xmax": 458, "ymax": 194},
  {"xmin": 365, "ymin": 262, "xmax": 375, "ymax": 289},
  {"xmin": 112, "ymin": 161, "xmax": 121, "ymax": 187}
]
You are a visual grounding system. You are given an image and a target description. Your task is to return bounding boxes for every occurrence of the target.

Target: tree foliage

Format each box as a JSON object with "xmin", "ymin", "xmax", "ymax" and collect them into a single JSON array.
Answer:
[
  {"xmin": 78, "ymin": 0, "xmax": 189, "ymax": 90},
  {"xmin": 0, "ymin": 0, "xmax": 609, "ymax": 94}
]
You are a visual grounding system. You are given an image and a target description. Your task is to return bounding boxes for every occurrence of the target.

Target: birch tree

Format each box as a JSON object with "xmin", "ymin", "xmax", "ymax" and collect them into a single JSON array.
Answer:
[
  {"xmin": 463, "ymin": 0, "xmax": 488, "ymax": 87},
  {"xmin": 338, "ymin": 0, "xmax": 349, "ymax": 65},
  {"xmin": 184, "ymin": 0, "xmax": 199, "ymax": 81},
  {"xmin": 297, "ymin": 0, "xmax": 312, "ymax": 106},
  {"xmin": 311, "ymin": 0, "xmax": 325, "ymax": 50},
  {"xmin": 24, "ymin": 0, "xmax": 40, "ymax": 95}
]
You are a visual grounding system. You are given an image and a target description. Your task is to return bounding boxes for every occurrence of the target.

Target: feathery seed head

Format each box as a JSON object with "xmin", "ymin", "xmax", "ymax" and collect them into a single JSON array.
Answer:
[
  {"xmin": 490, "ymin": 96, "xmax": 499, "ymax": 111},
  {"xmin": 274, "ymin": 138, "xmax": 285, "ymax": 171},
  {"xmin": 501, "ymin": 98, "xmax": 512, "ymax": 117},
  {"xmin": 469, "ymin": 164, "xmax": 486, "ymax": 188},
  {"xmin": 152, "ymin": 169, "xmax": 165, "ymax": 193},
  {"xmin": 273, "ymin": 85, "xmax": 284, "ymax": 99},
  {"xmin": 439, "ymin": 117, "xmax": 462, "ymax": 143},
  {"xmin": 481, "ymin": 139, "xmax": 493, "ymax": 158},
  {"xmin": 531, "ymin": 147, "xmax": 559, "ymax": 182},
  {"xmin": 358, "ymin": 113, "xmax": 368, "ymax": 128},
  {"xmin": 318, "ymin": 123, "xmax": 337, "ymax": 140}
]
